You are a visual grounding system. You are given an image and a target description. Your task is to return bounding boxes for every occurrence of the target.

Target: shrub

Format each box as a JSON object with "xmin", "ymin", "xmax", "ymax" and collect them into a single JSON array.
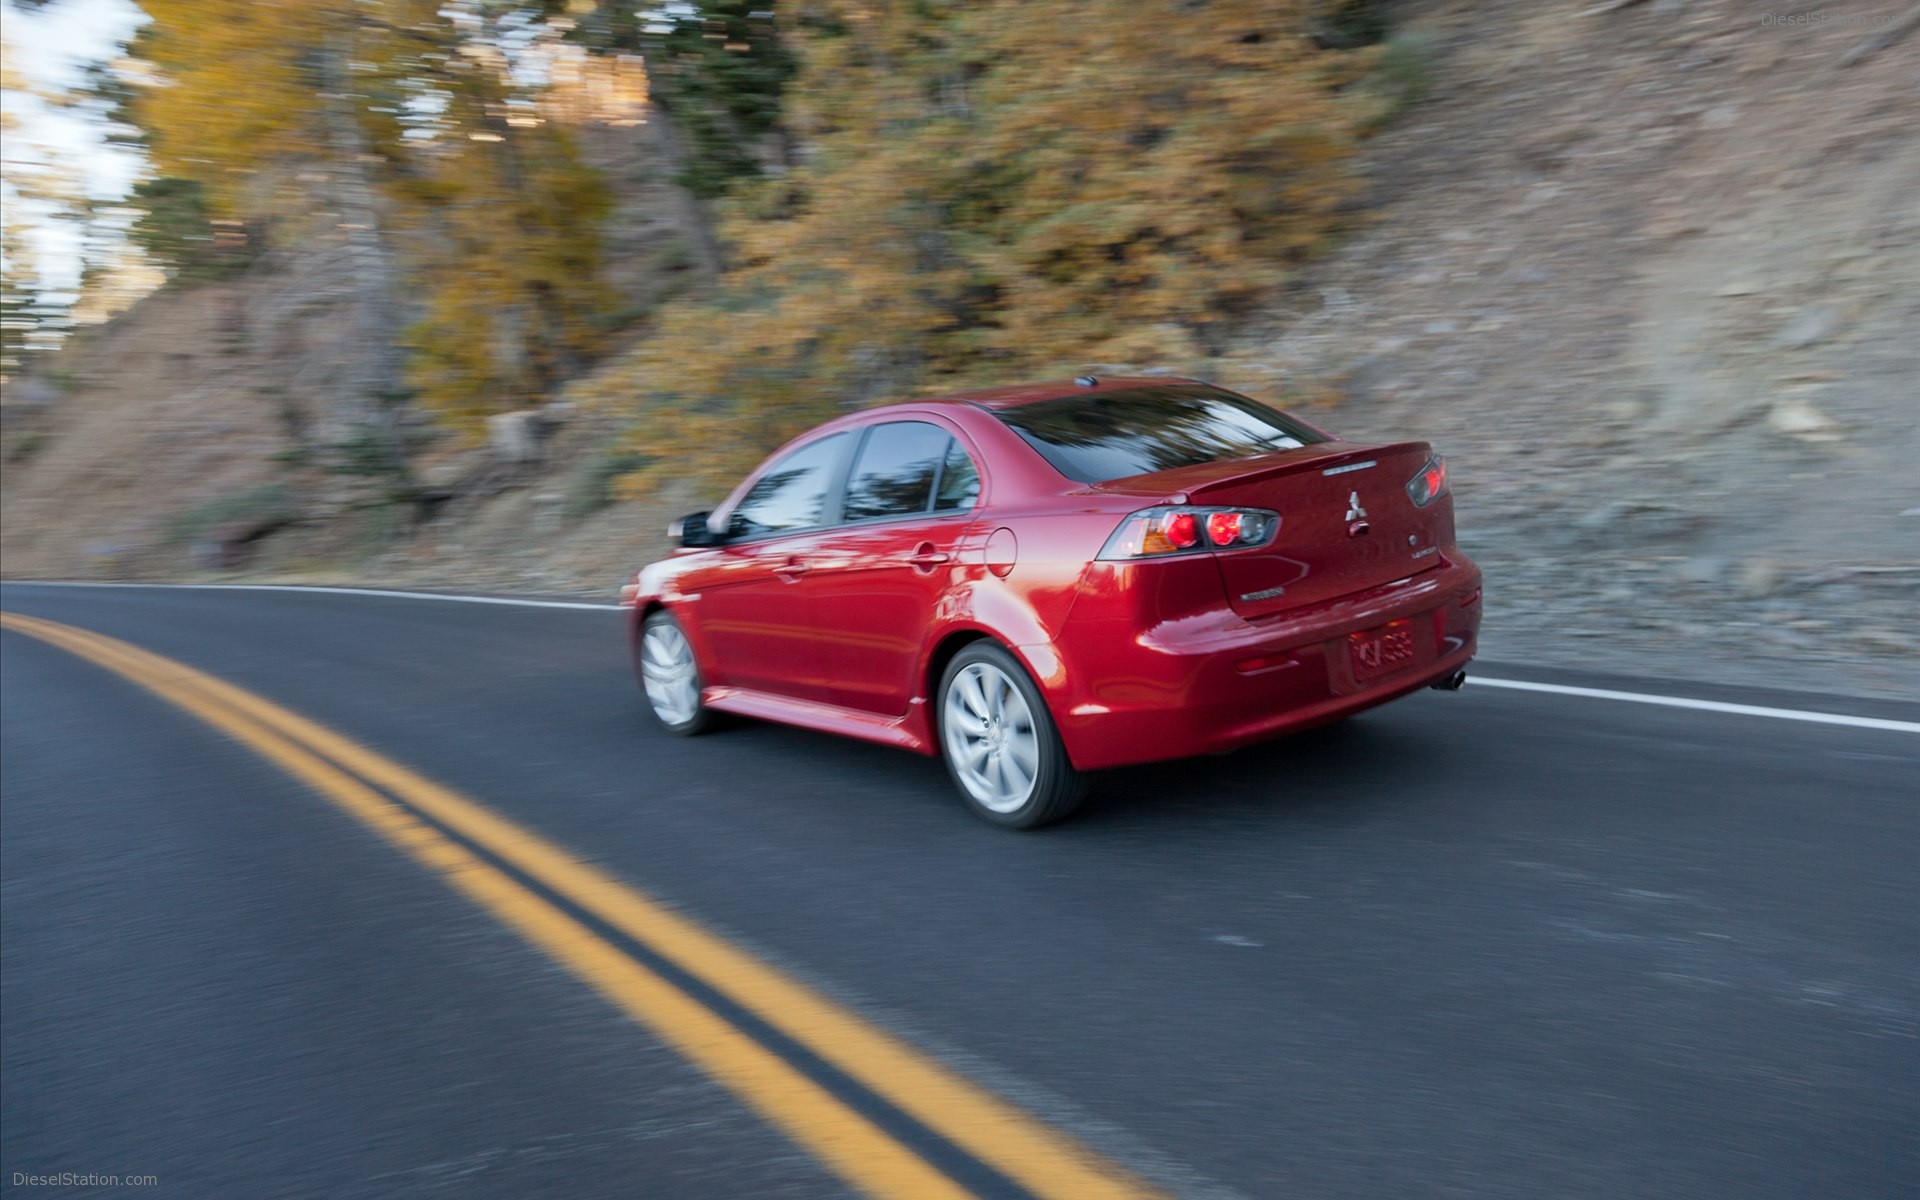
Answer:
[
  {"xmin": 564, "ymin": 448, "xmax": 652, "ymax": 520},
  {"xmin": 168, "ymin": 483, "xmax": 298, "ymax": 545},
  {"xmin": 1372, "ymin": 33, "xmax": 1436, "ymax": 122}
]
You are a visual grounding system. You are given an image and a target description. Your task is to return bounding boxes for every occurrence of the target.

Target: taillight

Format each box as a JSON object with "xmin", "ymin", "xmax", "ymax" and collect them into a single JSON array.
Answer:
[
  {"xmin": 1098, "ymin": 506, "xmax": 1279, "ymax": 560},
  {"xmin": 1165, "ymin": 511, "xmax": 1198, "ymax": 549},
  {"xmin": 1406, "ymin": 454, "xmax": 1449, "ymax": 507}
]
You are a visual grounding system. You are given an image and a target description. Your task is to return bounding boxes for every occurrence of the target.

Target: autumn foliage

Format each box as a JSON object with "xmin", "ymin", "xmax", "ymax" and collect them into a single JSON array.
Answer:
[
  {"xmin": 121, "ymin": 0, "xmax": 1375, "ymax": 485},
  {"xmin": 589, "ymin": 0, "xmax": 1371, "ymax": 494},
  {"xmin": 132, "ymin": 0, "xmax": 615, "ymax": 425}
]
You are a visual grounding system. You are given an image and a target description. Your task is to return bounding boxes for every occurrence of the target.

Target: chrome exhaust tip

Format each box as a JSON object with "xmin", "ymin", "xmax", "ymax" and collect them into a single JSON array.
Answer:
[{"xmin": 1430, "ymin": 670, "xmax": 1467, "ymax": 692}]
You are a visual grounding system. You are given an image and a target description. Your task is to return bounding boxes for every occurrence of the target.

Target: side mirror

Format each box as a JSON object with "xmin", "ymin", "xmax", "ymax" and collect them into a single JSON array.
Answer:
[{"xmin": 669, "ymin": 511, "xmax": 720, "ymax": 548}]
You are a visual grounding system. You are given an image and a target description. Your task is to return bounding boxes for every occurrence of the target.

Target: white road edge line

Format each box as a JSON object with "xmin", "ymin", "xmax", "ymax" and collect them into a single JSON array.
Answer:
[
  {"xmin": 7, "ymin": 581, "xmax": 1915, "ymax": 733},
  {"xmin": 0, "ymin": 580, "xmax": 621, "ymax": 611},
  {"xmin": 1469, "ymin": 677, "xmax": 1920, "ymax": 735}
]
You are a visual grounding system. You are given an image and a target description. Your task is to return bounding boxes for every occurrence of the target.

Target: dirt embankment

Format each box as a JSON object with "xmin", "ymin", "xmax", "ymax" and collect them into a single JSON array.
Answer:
[
  {"xmin": 1224, "ymin": 0, "xmax": 1919, "ymax": 697},
  {"xmin": 5, "ymin": 0, "xmax": 1915, "ymax": 698}
]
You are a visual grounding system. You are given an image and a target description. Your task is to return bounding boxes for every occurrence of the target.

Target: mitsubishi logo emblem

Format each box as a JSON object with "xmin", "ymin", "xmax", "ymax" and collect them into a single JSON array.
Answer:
[{"xmin": 1345, "ymin": 491, "xmax": 1371, "ymax": 539}]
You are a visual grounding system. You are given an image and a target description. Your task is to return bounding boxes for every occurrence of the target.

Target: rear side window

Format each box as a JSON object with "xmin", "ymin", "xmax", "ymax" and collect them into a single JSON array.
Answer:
[
  {"xmin": 728, "ymin": 433, "xmax": 848, "ymax": 538},
  {"xmin": 933, "ymin": 439, "xmax": 979, "ymax": 512},
  {"xmin": 994, "ymin": 385, "xmax": 1327, "ymax": 483},
  {"xmin": 841, "ymin": 421, "xmax": 981, "ymax": 521},
  {"xmin": 843, "ymin": 422, "xmax": 950, "ymax": 521}
]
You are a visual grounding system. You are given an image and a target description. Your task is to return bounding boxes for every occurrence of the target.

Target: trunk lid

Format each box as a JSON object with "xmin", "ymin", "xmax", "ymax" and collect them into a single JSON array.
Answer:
[{"xmin": 1094, "ymin": 441, "xmax": 1447, "ymax": 619}]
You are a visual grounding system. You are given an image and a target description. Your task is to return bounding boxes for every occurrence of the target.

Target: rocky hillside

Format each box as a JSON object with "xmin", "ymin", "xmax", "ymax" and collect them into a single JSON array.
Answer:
[
  {"xmin": 2, "ymin": 110, "xmax": 712, "ymax": 588},
  {"xmin": 5, "ymin": 0, "xmax": 1915, "ymax": 698},
  {"xmin": 1220, "ymin": 0, "xmax": 1919, "ymax": 697}
]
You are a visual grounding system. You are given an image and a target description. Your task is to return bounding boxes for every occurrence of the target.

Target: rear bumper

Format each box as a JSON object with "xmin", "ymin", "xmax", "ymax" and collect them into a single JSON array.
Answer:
[{"xmin": 1045, "ymin": 553, "xmax": 1482, "ymax": 771}]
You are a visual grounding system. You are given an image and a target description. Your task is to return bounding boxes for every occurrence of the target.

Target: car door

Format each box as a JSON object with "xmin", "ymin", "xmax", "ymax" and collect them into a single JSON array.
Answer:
[
  {"xmin": 678, "ymin": 432, "xmax": 851, "ymax": 702},
  {"xmin": 807, "ymin": 420, "xmax": 983, "ymax": 716}
]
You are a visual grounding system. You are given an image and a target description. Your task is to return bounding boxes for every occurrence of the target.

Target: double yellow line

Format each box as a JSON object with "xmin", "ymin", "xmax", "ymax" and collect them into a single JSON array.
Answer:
[{"xmin": 1, "ymin": 612, "xmax": 1166, "ymax": 1200}]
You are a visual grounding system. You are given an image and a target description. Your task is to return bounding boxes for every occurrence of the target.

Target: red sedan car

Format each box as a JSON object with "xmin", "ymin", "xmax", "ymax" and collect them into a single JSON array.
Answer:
[{"xmin": 625, "ymin": 377, "xmax": 1480, "ymax": 828}]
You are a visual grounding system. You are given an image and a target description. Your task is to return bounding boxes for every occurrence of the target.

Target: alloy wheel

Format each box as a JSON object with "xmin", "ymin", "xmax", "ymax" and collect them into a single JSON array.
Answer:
[
  {"xmin": 641, "ymin": 620, "xmax": 701, "ymax": 727},
  {"xmin": 941, "ymin": 661, "xmax": 1041, "ymax": 813}
]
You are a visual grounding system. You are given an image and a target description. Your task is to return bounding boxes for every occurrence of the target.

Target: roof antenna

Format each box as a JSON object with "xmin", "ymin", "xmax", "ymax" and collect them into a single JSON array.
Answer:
[{"xmin": 1074, "ymin": 375, "xmax": 1098, "ymax": 388}]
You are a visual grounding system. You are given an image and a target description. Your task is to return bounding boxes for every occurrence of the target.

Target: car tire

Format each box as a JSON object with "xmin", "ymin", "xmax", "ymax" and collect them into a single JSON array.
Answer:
[
  {"xmin": 937, "ymin": 642, "xmax": 1086, "ymax": 829},
  {"xmin": 637, "ymin": 610, "xmax": 718, "ymax": 736}
]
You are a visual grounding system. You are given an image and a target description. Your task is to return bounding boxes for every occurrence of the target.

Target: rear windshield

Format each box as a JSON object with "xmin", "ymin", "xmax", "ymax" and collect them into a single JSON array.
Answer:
[{"xmin": 994, "ymin": 385, "xmax": 1328, "ymax": 483}]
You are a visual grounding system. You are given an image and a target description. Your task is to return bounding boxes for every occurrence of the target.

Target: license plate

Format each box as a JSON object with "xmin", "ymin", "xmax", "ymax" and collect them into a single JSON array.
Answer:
[{"xmin": 1348, "ymin": 618, "xmax": 1420, "ymax": 682}]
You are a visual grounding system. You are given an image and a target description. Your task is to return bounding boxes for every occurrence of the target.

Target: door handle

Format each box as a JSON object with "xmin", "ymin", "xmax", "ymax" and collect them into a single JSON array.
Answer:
[
  {"xmin": 905, "ymin": 543, "xmax": 951, "ymax": 572},
  {"xmin": 773, "ymin": 558, "xmax": 808, "ymax": 582}
]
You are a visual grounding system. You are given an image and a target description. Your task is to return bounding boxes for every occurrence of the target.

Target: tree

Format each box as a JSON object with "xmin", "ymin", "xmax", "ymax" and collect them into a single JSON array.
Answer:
[
  {"xmin": 640, "ymin": 1, "xmax": 795, "ymax": 198},
  {"xmin": 1, "ymin": 41, "xmax": 80, "ymax": 375},
  {"xmin": 128, "ymin": 0, "xmax": 618, "ymax": 426},
  {"xmin": 590, "ymin": 0, "xmax": 1369, "ymax": 493},
  {"xmin": 1, "ymin": 230, "xmax": 67, "ymax": 376},
  {"xmin": 556, "ymin": 1, "xmax": 797, "ymax": 200},
  {"xmin": 125, "ymin": 177, "xmax": 260, "ymax": 284}
]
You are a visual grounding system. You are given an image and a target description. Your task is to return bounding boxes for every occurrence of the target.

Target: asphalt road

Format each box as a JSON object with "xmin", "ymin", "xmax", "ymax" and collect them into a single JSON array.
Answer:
[{"xmin": 2, "ymin": 582, "xmax": 1915, "ymax": 1200}]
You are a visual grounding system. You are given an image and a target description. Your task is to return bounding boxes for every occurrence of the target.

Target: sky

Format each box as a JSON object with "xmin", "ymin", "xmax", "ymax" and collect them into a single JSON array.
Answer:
[{"xmin": 1, "ymin": 0, "xmax": 148, "ymax": 295}]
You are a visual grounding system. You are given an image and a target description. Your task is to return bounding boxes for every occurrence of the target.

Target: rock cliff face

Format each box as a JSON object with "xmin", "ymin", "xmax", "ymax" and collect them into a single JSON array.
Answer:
[
  {"xmin": 1224, "ymin": 0, "xmax": 1919, "ymax": 696},
  {"xmin": 4, "ymin": 0, "xmax": 1915, "ymax": 697}
]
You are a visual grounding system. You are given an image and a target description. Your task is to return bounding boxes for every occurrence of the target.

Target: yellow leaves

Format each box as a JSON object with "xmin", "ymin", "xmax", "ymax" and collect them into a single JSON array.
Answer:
[
  {"xmin": 581, "ymin": 0, "xmax": 1367, "ymax": 495},
  {"xmin": 401, "ymin": 123, "xmax": 615, "ymax": 422},
  {"xmin": 133, "ymin": 0, "xmax": 361, "ymax": 214},
  {"xmin": 131, "ymin": 0, "xmax": 620, "ymax": 428}
]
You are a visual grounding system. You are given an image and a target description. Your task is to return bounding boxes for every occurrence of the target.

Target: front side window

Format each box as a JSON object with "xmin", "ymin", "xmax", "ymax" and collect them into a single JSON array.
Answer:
[
  {"xmin": 994, "ymin": 385, "xmax": 1328, "ymax": 484},
  {"xmin": 728, "ymin": 433, "xmax": 848, "ymax": 538},
  {"xmin": 843, "ymin": 422, "xmax": 951, "ymax": 521}
]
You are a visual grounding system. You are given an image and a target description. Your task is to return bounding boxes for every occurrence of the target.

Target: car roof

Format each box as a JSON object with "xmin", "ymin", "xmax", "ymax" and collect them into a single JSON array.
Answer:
[{"xmin": 912, "ymin": 376, "xmax": 1202, "ymax": 411}]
